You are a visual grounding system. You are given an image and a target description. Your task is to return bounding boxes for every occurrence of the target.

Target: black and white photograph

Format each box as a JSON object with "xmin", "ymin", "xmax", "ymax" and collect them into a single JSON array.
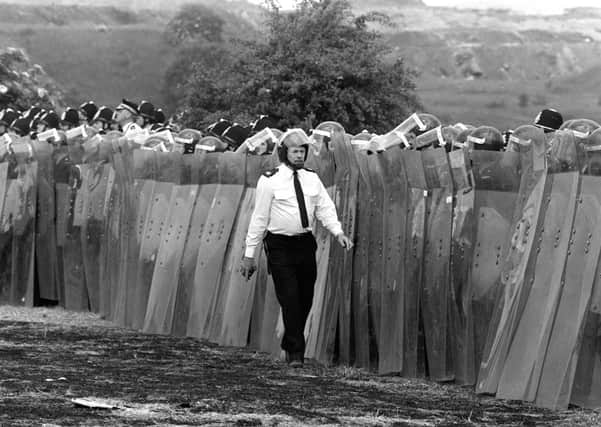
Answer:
[{"xmin": 1, "ymin": 0, "xmax": 601, "ymax": 425}]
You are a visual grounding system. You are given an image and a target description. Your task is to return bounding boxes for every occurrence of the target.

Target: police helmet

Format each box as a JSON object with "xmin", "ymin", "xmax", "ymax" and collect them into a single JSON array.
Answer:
[
  {"xmin": 9, "ymin": 117, "xmax": 31, "ymax": 137},
  {"xmin": 0, "ymin": 109, "xmax": 19, "ymax": 127},
  {"xmin": 277, "ymin": 128, "xmax": 310, "ymax": 163},
  {"xmin": 560, "ymin": 118, "xmax": 600, "ymax": 136},
  {"xmin": 40, "ymin": 111, "xmax": 60, "ymax": 129},
  {"xmin": 468, "ymin": 126, "xmax": 504, "ymax": 151},
  {"xmin": 222, "ymin": 123, "xmax": 251, "ymax": 149},
  {"xmin": 79, "ymin": 101, "xmax": 99, "ymax": 122},
  {"xmin": 206, "ymin": 119, "xmax": 232, "ymax": 137},
  {"xmin": 60, "ymin": 107, "xmax": 80, "ymax": 127},
  {"xmin": 93, "ymin": 106, "xmax": 114, "ymax": 124},
  {"xmin": 138, "ymin": 100, "xmax": 156, "ymax": 120},
  {"xmin": 534, "ymin": 108, "xmax": 563, "ymax": 132}
]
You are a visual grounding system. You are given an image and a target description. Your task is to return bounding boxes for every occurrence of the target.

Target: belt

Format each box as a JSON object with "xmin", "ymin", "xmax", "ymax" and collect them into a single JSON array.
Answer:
[{"xmin": 266, "ymin": 231, "xmax": 312, "ymax": 240}]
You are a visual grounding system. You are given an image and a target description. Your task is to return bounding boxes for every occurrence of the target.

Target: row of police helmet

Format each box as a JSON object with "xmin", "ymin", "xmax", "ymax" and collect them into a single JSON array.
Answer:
[
  {"xmin": 201, "ymin": 108, "xmax": 574, "ymax": 157},
  {"xmin": 347, "ymin": 108, "xmax": 570, "ymax": 154},
  {"xmin": 0, "ymin": 99, "xmax": 169, "ymax": 140}
]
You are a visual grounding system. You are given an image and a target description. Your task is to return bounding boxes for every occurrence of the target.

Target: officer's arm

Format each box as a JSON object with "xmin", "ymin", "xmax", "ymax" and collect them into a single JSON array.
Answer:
[
  {"xmin": 314, "ymin": 179, "xmax": 343, "ymax": 237},
  {"xmin": 244, "ymin": 175, "xmax": 273, "ymax": 258}
]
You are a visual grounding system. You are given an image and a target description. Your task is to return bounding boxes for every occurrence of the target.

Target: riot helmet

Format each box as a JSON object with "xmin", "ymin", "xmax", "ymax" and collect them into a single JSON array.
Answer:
[
  {"xmin": 0, "ymin": 108, "xmax": 19, "ymax": 128},
  {"xmin": 468, "ymin": 126, "xmax": 504, "ymax": 151},
  {"xmin": 60, "ymin": 107, "xmax": 80, "ymax": 129},
  {"xmin": 40, "ymin": 111, "xmax": 59, "ymax": 129},
  {"xmin": 277, "ymin": 128, "xmax": 310, "ymax": 167},
  {"xmin": 197, "ymin": 135, "xmax": 228, "ymax": 153},
  {"xmin": 251, "ymin": 115, "xmax": 277, "ymax": 133},
  {"xmin": 222, "ymin": 123, "xmax": 251, "ymax": 150},
  {"xmin": 206, "ymin": 119, "xmax": 232, "ymax": 137},
  {"xmin": 559, "ymin": 118, "xmax": 600, "ymax": 136},
  {"xmin": 79, "ymin": 101, "xmax": 98, "ymax": 123},
  {"xmin": 582, "ymin": 128, "xmax": 601, "ymax": 175},
  {"xmin": 138, "ymin": 100, "xmax": 156, "ymax": 128},
  {"xmin": 9, "ymin": 117, "xmax": 31, "ymax": 137}
]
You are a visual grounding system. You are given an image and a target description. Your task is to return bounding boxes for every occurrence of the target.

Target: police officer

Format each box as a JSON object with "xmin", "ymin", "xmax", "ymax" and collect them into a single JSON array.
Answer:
[
  {"xmin": 91, "ymin": 106, "xmax": 114, "ymax": 134},
  {"xmin": 113, "ymin": 98, "xmax": 142, "ymax": 135},
  {"xmin": 240, "ymin": 128, "xmax": 353, "ymax": 367}
]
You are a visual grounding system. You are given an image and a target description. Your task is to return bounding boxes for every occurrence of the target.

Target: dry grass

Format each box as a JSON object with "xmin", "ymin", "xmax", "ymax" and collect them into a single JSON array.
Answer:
[{"xmin": 0, "ymin": 306, "xmax": 600, "ymax": 426}]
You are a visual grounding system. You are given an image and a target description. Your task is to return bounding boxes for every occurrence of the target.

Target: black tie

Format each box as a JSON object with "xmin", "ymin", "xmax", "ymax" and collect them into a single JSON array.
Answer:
[{"xmin": 293, "ymin": 170, "xmax": 309, "ymax": 228}]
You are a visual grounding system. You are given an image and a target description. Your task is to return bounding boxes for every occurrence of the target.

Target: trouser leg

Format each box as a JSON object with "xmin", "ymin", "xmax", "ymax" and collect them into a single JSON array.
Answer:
[
  {"xmin": 270, "ymin": 262, "xmax": 305, "ymax": 354},
  {"xmin": 265, "ymin": 233, "xmax": 317, "ymax": 356}
]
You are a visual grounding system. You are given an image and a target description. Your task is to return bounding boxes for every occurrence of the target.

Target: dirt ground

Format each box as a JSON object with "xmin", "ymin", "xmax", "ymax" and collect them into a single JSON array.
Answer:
[{"xmin": 0, "ymin": 306, "xmax": 600, "ymax": 426}]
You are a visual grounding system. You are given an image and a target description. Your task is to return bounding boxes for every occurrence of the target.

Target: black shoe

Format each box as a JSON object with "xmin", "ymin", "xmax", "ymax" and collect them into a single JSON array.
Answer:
[
  {"xmin": 289, "ymin": 359, "xmax": 303, "ymax": 368},
  {"xmin": 286, "ymin": 352, "xmax": 304, "ymax": 367}
]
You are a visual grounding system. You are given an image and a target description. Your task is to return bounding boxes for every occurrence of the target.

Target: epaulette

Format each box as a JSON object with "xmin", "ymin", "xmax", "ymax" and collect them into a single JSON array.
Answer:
[
  {"xmin": 263, "ymin": 168, "xmax": 279, "ymax": 178},
  {"xmin": 303, "ymin": 167, "xmax": 316, "ymax": 173}
]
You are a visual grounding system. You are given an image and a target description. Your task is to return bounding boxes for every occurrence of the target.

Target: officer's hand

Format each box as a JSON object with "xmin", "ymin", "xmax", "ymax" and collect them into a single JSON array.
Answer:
[
  {"xmin": 239, "ymin": 256, "xmax": 257, "ymax": 280},
  {"xmin": 336, "ymin": 233, "xmax": 354, "ymax": 250}
]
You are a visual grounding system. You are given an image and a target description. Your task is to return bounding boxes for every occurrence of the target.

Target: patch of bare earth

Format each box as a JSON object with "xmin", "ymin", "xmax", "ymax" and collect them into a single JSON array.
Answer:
[{"xmin": 0, "ymin": 306, "xmax": 599, "ymax": 426}]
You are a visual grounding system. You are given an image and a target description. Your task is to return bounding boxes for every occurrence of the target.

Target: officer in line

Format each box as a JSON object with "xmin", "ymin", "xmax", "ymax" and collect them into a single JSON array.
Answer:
[
  {"xmin": 113, "ymin": 98, "xmax": 143, "ymax": 135},
  {"xmin": 240, "ymin": 128, "xmax": 353, "ymax": 367}
]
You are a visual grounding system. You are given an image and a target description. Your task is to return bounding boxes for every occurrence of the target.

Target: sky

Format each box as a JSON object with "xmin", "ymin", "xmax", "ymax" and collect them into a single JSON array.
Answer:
[{"xmin": 257, "ymin": 0, "xmax": 601, "ymax": 15}]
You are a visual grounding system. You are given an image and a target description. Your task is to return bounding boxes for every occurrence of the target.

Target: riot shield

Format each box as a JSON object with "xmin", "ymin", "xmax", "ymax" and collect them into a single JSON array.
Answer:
[
  {"xmin": 349, "ymin": 152, "xmax": 372, "ymax": 368},
  {"xmin": 566, "ymin": 131, "xmax": 601, "ymax": 409},
  {"xmin": 131, "ymin": 152, "xmax": 181, "ymax": 330},
  {"xmin": 401, "ymin": 149, "xmax": 428, "ymax": 378},
  {"xmin": 496, "ymin": 133, "xmax": 579, "ymax": 401},
  {"xmin": 31, "ymin": 140, "xmax": 58, "ymax": 302},
  {"xmin": 62, "ymin": 161, "xmax": 89, "ymax": 311},
  {"xmin": 107, "ymin": 147, "xmax": 133, "ymax": 324},
  {"xmin": 447, "ymin": 147, "xmax": 477, "ymax": 385},
  {"xmin": 171, "ymin": 153, "xmax": 220, "ymax": 336},
  {"xmin": 476, "ymin": 126, "xmax": 548, "ymax": 395},
  {"xmin": 304, "ymin": 144, "xmax": 337, "ymax": 364},
  {"xmin": 421, "ymin": 147, "xmax": 454, "ymax": 381},
  {"xmin": 143, "ymin": 153, "xmax": 196, "ymax": 335},
  {"xmin": 249, "ymin": 248, "xmax": 283, "ymax": 356},
  {"xmin": 365, "ymin": 154, "xmax": 384, "ymax": 366},
  {"xmin": 245, "ymin": 152, "xmax": 283, "ymax": 355},
  {"xmin": 534, "ymin": 173, "xmax": 601, "ymax": 409},
  {"xmin": 0, "ymin": 162, "xmax": 9, "ymax": 303},
  {"xmin": 52, "ymin": 147, "xmax": 84, "ymax": 309},
  {"xmin": 8, "ymin": 142, "xmax": 38, "ymax": 306},
  {"xmin": 468, "ymin": 150, "xmax": 521, "ymax": 379},
  {"xmin": 187, "ymin": 152, "xmax": 246, "ymax": 340},
  {"xmin": 81, "ymin": 159, "xmax": 115, "ymax": 314},
  {"xmin": 377, "ymin": 146, "xmax": 409, "ymax": 374},
  {"xmin": 214, "ymin": 155, "xmax": 271, "ymax": 346},
  {"xmin": 330, "ymin": 134, "xmax": 359, "ymax": 366},
  {"xmin": 116, "ymin": 149, "xmax": 156, "ymax": 325}
]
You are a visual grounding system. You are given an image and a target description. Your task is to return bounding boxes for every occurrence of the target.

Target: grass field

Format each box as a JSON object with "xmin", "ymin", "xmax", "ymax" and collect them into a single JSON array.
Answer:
[
  {"xmin": 0, "ymin": 24, "xmax": 175, "ymax": 109},
  {"xmin": 1, "ymin": 306, "xmax": 601, "ymax": 426},
  {"xmin": 417, "ymin": 75, "xmax": 601, "ymax": 131}
]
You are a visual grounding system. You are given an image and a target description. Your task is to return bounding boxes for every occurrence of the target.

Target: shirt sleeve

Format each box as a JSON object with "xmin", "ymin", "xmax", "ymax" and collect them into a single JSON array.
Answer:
[
  {"xmin": 314, "ymin": 179, "xmax": 343, "ymax": 237},
  {"xmin": 244, "ymin": 175, "xmax": 273, "ymax": 258}
]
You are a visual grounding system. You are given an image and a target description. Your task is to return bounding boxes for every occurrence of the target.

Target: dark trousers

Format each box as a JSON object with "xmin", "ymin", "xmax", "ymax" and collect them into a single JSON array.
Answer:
[{"xmin": 264, "ymin": 231, "xmax": 317, "ymax": 356}]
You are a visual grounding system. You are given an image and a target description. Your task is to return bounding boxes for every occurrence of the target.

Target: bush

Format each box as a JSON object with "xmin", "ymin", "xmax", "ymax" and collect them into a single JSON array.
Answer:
[{"xmin": 165, "ymin": 0, "xmax": 422, "ymax": 133}]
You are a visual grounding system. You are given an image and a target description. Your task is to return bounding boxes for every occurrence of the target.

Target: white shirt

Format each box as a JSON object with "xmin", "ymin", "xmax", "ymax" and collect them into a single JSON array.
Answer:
[
  {"xmin": 123, "ymin": 121, "xmax": 143, "ymax": 136},
  {"xmin": 244, "ymin": 164, "xmax": 343, "ymax": 258}
]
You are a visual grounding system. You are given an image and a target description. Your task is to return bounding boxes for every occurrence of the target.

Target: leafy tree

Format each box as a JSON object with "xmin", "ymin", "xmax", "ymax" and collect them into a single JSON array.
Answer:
[{"xmin": 167, "ymin": 0, "xmax": 421, "ymax": 134}]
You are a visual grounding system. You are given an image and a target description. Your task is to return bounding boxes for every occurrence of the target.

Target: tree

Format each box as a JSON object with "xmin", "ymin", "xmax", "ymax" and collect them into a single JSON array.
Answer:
[{"xmin": 167, "ymin": 0, "xmax": 422, "ymax": 134}]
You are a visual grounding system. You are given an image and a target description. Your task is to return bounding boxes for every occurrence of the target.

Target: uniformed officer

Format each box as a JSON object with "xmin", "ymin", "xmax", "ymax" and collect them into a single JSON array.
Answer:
[
  {"xmin": 240, "ymin": 128, "xmax": 353, "ymax": 367},
  {"xmin": 113, "ymin": 98, "xmax": 143, "ymax": 135}
]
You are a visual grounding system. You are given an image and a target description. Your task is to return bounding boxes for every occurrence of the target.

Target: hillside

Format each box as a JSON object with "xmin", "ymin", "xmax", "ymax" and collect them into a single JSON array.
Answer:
[
  {"xmin": 347, "ymin": 0, "xmax": 601, "ymax": 127},
  {"xmin": 0, "ymin": 2, "xmax": 264, "ymax": 111},
  {"xmin": 1, "ymin": 0, "xmax": 601, "ymax": 128}
]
